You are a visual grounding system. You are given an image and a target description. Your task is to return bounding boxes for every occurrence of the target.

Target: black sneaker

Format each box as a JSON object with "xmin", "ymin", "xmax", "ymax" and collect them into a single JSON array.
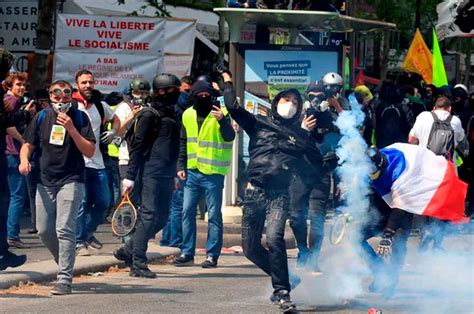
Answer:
[
  {"xmin": 86, "ymin": 236, "xmax": 103, "ymax": 250},
  {"xmin": 129, "ymin": 265, "xmax": 156, "ymax": 278},
  {"xmin": 113, "ymin": 248, "xmax": 132, "ymax": 267},
  {"xmin": 50, "ymin": 283, "xmax": 72, "ymax": 295},
  {"xmin": 174, "ymin": 254, "xmax": 194, "ymax": 266},
  {"xmin": 201, "ymin": 256, "xmax": 218, "ymax": 268},
  {"xmin": 270, "ymin": 290, "xmax": 296, "ymax": 312},
  {"xmin": 0, "ymin": 251, "xmax": 27, "ymax": 271}
]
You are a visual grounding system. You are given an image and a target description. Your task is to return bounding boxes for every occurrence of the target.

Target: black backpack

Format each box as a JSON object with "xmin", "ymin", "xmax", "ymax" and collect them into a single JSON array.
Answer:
[
  {"xmin": 427, "ymin": 112, "xmax": 455, "ymax": 160},
  {"xmin": 378, "ymin": 103, "xmax": 403, "ymax": 143},
  {"xmin": 123, "ymin": 106, "xmax": 161, "ymax": 146}
]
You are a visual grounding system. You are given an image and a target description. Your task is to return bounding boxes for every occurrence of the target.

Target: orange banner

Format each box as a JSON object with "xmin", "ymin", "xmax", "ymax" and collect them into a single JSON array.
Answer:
[{"xmin": 402, "ymin": 29, "xmax": 433, "ymax": 84}]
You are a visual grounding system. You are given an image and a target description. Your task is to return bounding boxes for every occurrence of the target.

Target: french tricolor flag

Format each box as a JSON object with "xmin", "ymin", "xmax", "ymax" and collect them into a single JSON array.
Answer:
[{"xmin": 372, "ymin": 143, "xmax": 468, "ymax": 221}]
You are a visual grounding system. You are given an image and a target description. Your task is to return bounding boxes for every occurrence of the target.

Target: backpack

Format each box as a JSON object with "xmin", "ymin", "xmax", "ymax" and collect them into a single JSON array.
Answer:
[
  {"xmin": 123, "ymin": 106, "xmax": 161, "ymax": 145},
  {"xmin": 427, "ymin": 112, "xmax": 455, "ymax": 160},
  {"xmin": 378, "ymin": 103, "xmax": 403, "ymax": 145}
]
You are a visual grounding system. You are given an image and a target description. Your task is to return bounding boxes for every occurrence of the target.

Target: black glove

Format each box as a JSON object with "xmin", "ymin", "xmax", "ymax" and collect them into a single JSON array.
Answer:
[
  {"xmin": 376, "ymin": 229, "xmax": 395, "ymax": 256},
  {"xmin": 214, "ymin": 63, "xmax": 232, "ymax": 77},
  {"xmin": 322, "ymin": 151, "xmax": 339, "ymax": 171}
]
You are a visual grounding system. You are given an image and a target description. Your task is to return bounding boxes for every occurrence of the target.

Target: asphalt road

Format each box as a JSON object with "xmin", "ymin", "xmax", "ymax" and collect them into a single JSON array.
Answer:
[{"xmin": 1, "ymin": 232, "xmax": 473, "ymax": 314}]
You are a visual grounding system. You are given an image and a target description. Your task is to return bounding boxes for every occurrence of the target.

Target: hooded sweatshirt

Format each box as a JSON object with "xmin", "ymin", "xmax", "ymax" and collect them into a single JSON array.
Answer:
[{"xmin": 223, "ymin": 82, "xmax": 322, "ymax": 190}]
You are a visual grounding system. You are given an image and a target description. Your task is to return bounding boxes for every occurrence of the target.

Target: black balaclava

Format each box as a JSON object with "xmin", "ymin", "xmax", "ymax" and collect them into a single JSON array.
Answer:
[{"xmin": 191, "ymin": 80, "xmax": 214, "ymax": 117}]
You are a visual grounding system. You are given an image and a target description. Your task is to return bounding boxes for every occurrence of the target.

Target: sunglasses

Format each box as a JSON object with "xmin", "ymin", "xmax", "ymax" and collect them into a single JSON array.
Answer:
[{"xmin": 50, "ymin": 88, "xmax": 72, "ymax": 96}]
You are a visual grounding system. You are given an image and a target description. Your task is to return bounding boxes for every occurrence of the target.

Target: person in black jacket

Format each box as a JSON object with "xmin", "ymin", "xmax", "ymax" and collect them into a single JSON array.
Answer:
[
  {"xmin": 114, "ymin": 73, "xmax": 181, "ymax": 278},
  {"xmin": 0, "ymin": 48, "xmax": 33, "ymax": 270},
  {"xmin": 222, "ymin": 71, "xmax": 323, "ymax": 312}
]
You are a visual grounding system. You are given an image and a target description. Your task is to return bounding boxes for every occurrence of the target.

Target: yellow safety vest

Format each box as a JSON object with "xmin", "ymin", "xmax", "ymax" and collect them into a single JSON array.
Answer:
[
  {"xmin": 107, "ymin": 104, "xmax": 119, "ymax": 158},
  {"xmin": 182, "ymin": 107, "xmax": 233, "ymax": 175}
]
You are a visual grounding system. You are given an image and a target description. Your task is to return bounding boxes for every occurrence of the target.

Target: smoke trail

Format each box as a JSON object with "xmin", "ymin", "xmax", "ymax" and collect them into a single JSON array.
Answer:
[{"xmin": 334, "ymin": 94, "xmax": 373, "ymax": 223}]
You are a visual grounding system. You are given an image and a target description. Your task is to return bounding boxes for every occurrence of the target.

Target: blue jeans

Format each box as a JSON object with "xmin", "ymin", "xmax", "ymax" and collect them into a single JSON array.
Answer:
[
  {"xmin": 76, "ymin": 168, "xmax": 110, "ymax": 246},
  {"xmin": 7, "ymin": 155, "xmax": 27, "ymax": 241},
  {"xmin": 181, "ymin": 169, "xmax": 224, "ymax": 258},
  {"xmin": 161, "ymin": 179, "xmax": 185, "ymax": 248}
]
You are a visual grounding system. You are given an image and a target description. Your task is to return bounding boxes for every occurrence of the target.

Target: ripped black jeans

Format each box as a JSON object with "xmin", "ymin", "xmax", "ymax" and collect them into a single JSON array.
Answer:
[{"xmin": 241, "ymin": 185, "xmax": 290, "ymax": 292}]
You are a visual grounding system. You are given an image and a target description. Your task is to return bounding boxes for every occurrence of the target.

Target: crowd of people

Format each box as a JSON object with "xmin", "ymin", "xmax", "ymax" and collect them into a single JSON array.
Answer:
[
  {"xmin": 0, "ymin": 45, "xmax": 472, "ymax": 312},
  {"xmin": 227, "ymin": 0, "xmax": 347, "ymax": 12}
]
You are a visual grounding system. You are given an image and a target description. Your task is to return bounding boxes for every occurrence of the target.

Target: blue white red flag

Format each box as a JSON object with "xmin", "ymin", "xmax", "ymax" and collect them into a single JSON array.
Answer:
[{"xmin": 372, "ymin": 143, "xmax": 467, "ymax": 221}]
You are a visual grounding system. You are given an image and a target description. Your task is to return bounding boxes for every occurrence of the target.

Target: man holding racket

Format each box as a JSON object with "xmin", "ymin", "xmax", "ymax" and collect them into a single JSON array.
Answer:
[
  {"xmin": 18, "ymin": 80, "xmax": 96, "ymax": 295},
  {"xmin": 114, "ymin": 73, "xmax": 181, "ymax": 278}
]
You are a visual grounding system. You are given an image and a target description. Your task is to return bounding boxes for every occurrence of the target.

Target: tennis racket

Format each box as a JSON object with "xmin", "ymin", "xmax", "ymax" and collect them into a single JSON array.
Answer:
[{"xmin": 111, "ymin": 191, "xmax": 137, "ymax": 237}]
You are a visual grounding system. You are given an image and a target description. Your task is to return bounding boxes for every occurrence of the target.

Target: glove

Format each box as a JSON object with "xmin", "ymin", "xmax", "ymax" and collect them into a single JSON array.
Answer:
[
  {"xmin": 100, "ymin": 129, "xmax": 117, "ymax": 145},
  {"xmin": 322, "ymin": 151, "xmax": 339, "ymax": 171},
  {"xmin": 376, "ymin": 229, "xmax": 395, "ymax": 256},
  {"xmin": 122, "ymin": 179, "xmax": 135, "ymax": 195},
  {"xmin": 214, "ymin": 63, "xmax": 231, "ymax": 77}
]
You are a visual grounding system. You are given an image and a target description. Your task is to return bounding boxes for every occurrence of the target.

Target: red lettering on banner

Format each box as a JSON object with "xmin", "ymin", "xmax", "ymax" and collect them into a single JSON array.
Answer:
[
  {"xmin": 104, "ymin": 58, "xmax": 117, "ymax": 64},
  {"xmin": 65, "ymin": 19, "xmax": 90, "ymax": 28},
  {"xmin": 68, "ymin": 39, "xmax": 81, "ymax": 47},
  {"xmin": 93, "ymin": 20, "xmax": 107, "ymax": 28},
  {"xmin": 96, "ymin": 58, "xmax": 102, "ymax": 63},
  {"xmin": 97, "ymin": 31, "xmax": 122, "ymax": 39}
]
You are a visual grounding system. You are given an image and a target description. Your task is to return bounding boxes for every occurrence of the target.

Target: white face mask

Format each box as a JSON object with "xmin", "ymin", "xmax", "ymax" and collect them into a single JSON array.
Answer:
[
  {"xmin": 51, "ymin": 102, "xmax": 72, "ymax": 113},
  {"xmin": 277, "ymin": 101, "xmax": 297, "ymax": 119}
]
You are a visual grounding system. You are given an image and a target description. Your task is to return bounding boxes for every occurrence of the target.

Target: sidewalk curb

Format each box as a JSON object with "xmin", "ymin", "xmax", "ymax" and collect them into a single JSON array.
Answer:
[{"xmin": 0, "ymin": 244, "xmax": 180, "ymax": 290}]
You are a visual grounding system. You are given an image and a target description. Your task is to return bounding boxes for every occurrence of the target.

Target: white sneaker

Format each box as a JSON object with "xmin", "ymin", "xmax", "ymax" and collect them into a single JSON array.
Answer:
[{"xmin": 76, "ymin": 245, "xmax": 90, "ymax": 256}]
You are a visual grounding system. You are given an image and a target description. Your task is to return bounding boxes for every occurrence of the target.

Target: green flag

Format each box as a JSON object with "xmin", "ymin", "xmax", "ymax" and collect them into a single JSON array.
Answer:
[{"xmin": 432, "ymin": 28, "xmax": 448, "ymax": 87}]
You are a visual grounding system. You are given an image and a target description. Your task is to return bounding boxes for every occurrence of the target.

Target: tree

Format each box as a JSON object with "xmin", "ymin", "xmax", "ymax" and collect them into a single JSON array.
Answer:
[
  {"xmin": 30, "ymin": 0, "xmax": 56, "ymax": 93},
  {"xmin": 117, "ymin": 0, "xmax": 171, "ymax": 17},
  {"xmin": 355, "ymin": 0, "xmax": 439, "ymax": 81}
]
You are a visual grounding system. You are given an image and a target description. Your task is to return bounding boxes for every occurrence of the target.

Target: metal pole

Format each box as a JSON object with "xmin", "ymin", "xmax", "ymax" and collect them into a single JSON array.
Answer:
[{"xmin": 415, "ymin": 0, "xmax": 421, "ymax": 30}]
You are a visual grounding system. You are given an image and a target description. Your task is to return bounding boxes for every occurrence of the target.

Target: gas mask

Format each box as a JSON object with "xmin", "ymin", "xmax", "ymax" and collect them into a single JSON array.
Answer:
[
  {"xmin": 306, "ymin": 93, "xmax": 329, "ymax": 113},
  {"xmin": 277, "ymin": 102, "xmax": 297, "ymax": 119},
  {"xmin": 131, "ymin": 95, "xmax": 150, "ymax": 107},
  {"xmin": 51, "ymin": 101, "xmax": 72, "ymax": 114}
]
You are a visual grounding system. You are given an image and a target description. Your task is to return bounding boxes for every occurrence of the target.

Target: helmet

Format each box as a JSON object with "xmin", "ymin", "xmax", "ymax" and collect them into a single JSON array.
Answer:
[
  {"xmin": 196, "ymin": 74, "xmax": 213, "ymax": 84},
  {"xmin": 321, "ymin": 72, "xmax": 343, "ymax": 86},
  {"xmin": 321, "ymin": 72, "xmax": 343, "ymax": 98},
  {"xmin": 453, "ymin": 84, "xmax": 468, "ymax": 94},
  {"xmin": 129, "ymin": 79, "xmax": 151, "ymax": 92},
  {"xmin": 152, "ymin": 73, "xmax": 180, "ymax": 91}
]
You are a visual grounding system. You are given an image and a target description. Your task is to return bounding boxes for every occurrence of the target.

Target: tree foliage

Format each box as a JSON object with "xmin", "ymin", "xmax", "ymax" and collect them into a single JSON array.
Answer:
[{"xmin": 117, "ymin": 0, "xmax": 171, "ymax": 17}]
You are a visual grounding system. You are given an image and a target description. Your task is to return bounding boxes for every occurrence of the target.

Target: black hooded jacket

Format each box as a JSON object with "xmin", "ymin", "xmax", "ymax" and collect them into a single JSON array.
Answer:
[
  {"xmin": 126, "ymin": 99, "xmax": 180, "ymax": 181},
  {"xmin": 223, "ymin": 82, "xmax": 322, "ymax": 190}
]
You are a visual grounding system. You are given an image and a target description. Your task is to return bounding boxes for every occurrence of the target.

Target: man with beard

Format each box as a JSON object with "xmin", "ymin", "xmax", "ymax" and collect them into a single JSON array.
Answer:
[
  {"xmin": 222, "ymin": 71, "xmax": 324, "ymax": 312},
  {"xmin": 114, "ymin": 73, "xmax": 181, "ymax": 278},
  {"xmin": 73, "ymin": 70, "xmax": 120, "ymax": 255},
  {"xmin": 19, "ymin": 80, "xmax": 95, "ymax": 295},
  {"xmin": 174, "ymin": 80, "xmax": 235, "ymax": 268}
]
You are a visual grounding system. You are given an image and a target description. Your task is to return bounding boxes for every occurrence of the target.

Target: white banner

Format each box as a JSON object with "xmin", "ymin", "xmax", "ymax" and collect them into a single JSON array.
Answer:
[
  {"xmin": 54, "ymin": 51, "xmax": 162, "ymax": 92},
  {"xmin": 164, "ymin": 54, "xmax": 193, "ymax": 79},
  {"xmin": 0, "ymin": 2, "xmax": 38, "ymax": 51},
  {"xmin": 55, "ymin": 14, "xmax": 165, "ymax": 55},
  {"xmin": 53, "ymin": 14, "xmax": 167, "ymax": 93},
  {"xmin": 436, "ymin": 0, "xmax": 474, "ymax": 40}
]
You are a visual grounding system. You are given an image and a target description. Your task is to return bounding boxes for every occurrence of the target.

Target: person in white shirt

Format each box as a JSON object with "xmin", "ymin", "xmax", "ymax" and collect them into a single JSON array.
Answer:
[
  {"xmin": 409, "ymin": 95, "xmax": 465, "ymax": 149},
  {"xmin": 408, "ymin": 95, "xmax": 466, "ymax": 252},
  {"xmin": 72, "ymin": 70, "xmax": 120, "ymax": 256}
]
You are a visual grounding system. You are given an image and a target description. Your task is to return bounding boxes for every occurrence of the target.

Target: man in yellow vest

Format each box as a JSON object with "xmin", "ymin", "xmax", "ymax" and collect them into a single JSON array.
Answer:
[{"xmin": 175, "ymin": 80, "xmax": 235, "ymax": 268}]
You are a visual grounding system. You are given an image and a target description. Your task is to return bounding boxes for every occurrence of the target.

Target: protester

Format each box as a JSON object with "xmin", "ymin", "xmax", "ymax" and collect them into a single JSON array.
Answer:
[
  {"xmin": 160, "ymin": 76, "xmax": 196, "ymax": 248},
  {"xmin": 0, "ymin": 48, "xmax": 31, "ymax": 271},
  {"xmin": 222, "ymin": 69, "xmax": 325, "ymax": 312},
  {"xmin": 174, "ymin": 79, "xmax": 235, "ymax": 268},
  {"xmin": 374, "ymin": 81, "xmax": 414, "ymax": 148},
  {"xmin": 19, "ymin": 79, "xmax": 95, "ymax": 295},
  {"xmin": 289, "ymin": 79, "xmax": 342, "ymax": 275},
  {"xmin": 227, "ymin": 0, "xmax": 257, "ymax": 8},
  {"xmin": 72, "ymin": 70, "xmax": 120, "ymax": 256},
  {"xmin": 3, "ymin": 71, "xmax": 30, "ymax": 249},
  {"xmin": 114, "ymin": 73, "xmax": 181, "ymax": 278},
  {"xmin": 409, "ymin": 95, "xmax": 467, "ymax": 251}
]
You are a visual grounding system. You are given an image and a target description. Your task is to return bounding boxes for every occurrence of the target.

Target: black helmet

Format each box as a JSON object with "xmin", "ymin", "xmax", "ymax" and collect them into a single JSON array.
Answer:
[
  {"xmin": 152, "ymin": 73, "xmax": 180, "ymax": 91},
  {"xmin": 196, "ymin": 74, "xmax": 213, "ymax": 84},
  {"xmin": 130, "ymin": 79, "xmax": 151, "ymax": 92}
]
